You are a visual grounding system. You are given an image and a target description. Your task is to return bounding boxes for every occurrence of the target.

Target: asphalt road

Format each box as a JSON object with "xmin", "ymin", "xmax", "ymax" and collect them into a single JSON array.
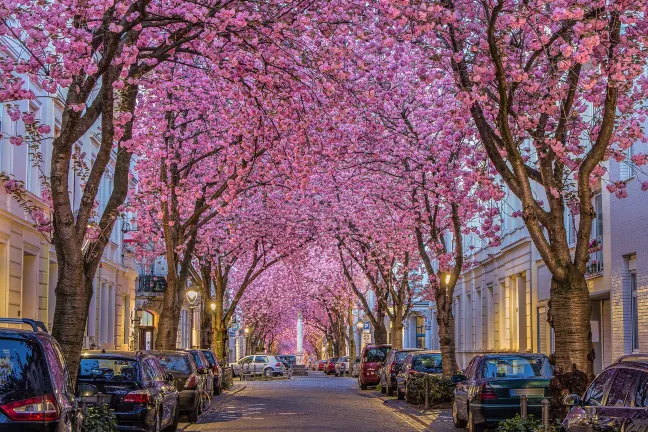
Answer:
[{"xmin": 185, "ymin": 371, "xmax": 440, "ymax": 432}]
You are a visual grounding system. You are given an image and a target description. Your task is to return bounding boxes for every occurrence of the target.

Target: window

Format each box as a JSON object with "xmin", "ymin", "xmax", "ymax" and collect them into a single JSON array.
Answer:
[
  {"xmin": 634, "ymin": 372, "xmax": 648, "ymax": 408},
  {"xmin": 416, "ymin": 316, "xmax": 425, "ymax": 348},
  {"xmin": 606, "ymin": 368, "xmax": 638, "ymax": 407},
  {"xmin": 537, "ymin": 307, "xmax": 547, "ymax": 354},
  {"xmin": 620, "ymin": 143, "xmax": 635, "ymax": 181},
  {"xmin": 155, "ymin": 354, "xmax": 191, "ymax": 374},
  {"xmin": 412, "ymin": 354, "xmax": 442, "ymax": 373},
  {"xmin": 480, "ymin": 356, "xmax": 553, "ymax": 379},
  {"xmin": 584, "ymin": 368, "xmax": 615, "ymax": 406},
  {"xmin": 0, "ymin": 338, "xmax": 51, "ymax": 398},
  {"xmin": 631, "ymin": 272, "xmax": 639, "ymax": 351},
  {"xmin": 565, "ymin": 210, "xmax": 576, "ymax": 247},
  {"xmin": 79, "ymin": 358, "xmax": 139, "ymax": 381}
]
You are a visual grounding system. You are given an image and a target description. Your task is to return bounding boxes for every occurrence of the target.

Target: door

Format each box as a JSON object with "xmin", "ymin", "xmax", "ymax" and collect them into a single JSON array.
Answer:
[
  {"xmin": 142, "ymin": 359, "xmax": 168, "ymax": 426},
  {"xmin": 139, "ymin": 328, "xmax": 154, "ymax": 350},
  {"xmin": 150, "ymin": 358, "xmax": 177, "ymax": 427},
  {"xmin": 591, "ymin": 367, "xmax": 639, "ymax": 431},
  {"xmin": 565, "ymin": 368, "xmax": 616, "ymax": 431},
  {"xmin": 255, "ymin": 356, "xmax": 269, "ymax": 374},
  {"xmin": 455, "ymin": 357, "xmax": 478, "ymax": 421},
  {"xmin": 625, "ymin": 371, "xmax": 648, "ymax": 432}
]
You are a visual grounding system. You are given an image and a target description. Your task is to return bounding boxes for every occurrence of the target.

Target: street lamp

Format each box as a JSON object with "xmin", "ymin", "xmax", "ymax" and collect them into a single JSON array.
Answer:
[
  {"xmin": 356, "ymin": 321, "xmax": 364, "ymax": 332},
  {"xmin": 186, "ymin": 289, "xmax": 198, "ymax": 348},
  {"xmin": 210, "ymin": 302, "xmax": 216, "ymax": 312}
]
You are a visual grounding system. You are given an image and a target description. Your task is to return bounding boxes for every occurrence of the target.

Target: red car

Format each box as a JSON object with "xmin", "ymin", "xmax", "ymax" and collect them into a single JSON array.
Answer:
[
  {"xmin": 358, "ymin": 344, "xmax": 391, "ymax": 389},
  {"xmin": 324, "ymin": 357, "xmax": 339, "ymax": 375},
  {"xmin": 317, "ymin": 360, "xmax": 327, "ymax": 371}
]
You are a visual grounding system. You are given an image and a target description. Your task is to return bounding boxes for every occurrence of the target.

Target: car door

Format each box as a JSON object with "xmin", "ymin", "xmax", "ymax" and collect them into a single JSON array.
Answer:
[
  {"xmin": 592, "ymin": 367, "xmax": 640, "ymax": 432},
  {"xmin": 625, "ymin": 371, "xmax": 648, "ymax": 432},
  {"xmin": 397, "ymin": 355, "xmax": 412, "ymax": 392},
  {"xmin": 255, "ymin": 356, "xmax": 269, "ymax": 374},
  {"xmin": 238, "ymin": 356, "xmax": 252, "ymax": 375},
  {"xmin": 455, "ymin": 356, "xmax": 479, "ymax": 420},
  {"xmin": 142, "ymin": 359, "xmax": 167, "ymax": 424},
  {"xmin": 565, "ymin": 368, "xmax": 616, "ymax": 432},
  {"xmin": 151, "ymin": 357, "xmax": 177, "ymax": 427}
]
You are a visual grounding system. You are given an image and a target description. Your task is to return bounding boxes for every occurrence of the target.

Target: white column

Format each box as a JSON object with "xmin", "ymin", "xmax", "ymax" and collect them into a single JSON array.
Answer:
[
  {"xmin": 87, "ymin": 282, "xmax": 97, "ymax": 346},
  {"xmin": 108, "ymin": 284, "xmax": 115, "ymax": 347},
  {"xmin": 296, "ymin": 311, "xmax": 303, "ymax": 363}
]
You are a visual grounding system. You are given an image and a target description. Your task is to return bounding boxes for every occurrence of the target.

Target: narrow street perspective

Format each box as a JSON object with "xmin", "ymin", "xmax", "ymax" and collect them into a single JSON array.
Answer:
[{"xmin": 2, "ymin": 1, "xmax": 648, "ymax": 432}]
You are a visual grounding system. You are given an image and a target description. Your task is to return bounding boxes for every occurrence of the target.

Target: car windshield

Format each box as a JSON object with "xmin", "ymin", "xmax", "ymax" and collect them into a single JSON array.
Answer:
[
  {"xmin": 79, "ymin": 358, "xmax": 139, "ymax": 381},
  {"xmin": 0, "ymin": 338, "xmax": 50, "ymax": 404},
  {"xmin": 329, "ymin": 358, "xmax": 339, "ymax": 363},
  {"xmin": 155, "ymin": 354, "xmax": 191, "ymax": 375},
  {"xmin": 412, "ymin": 354, "xmax": 442, "ymax": 372},
  {"xmin": 482, "ymin": 356, "xmax": 552, "ymax": 379},
  {"xmin": 202, "ymin": 351, "xmax": 217, "ymax": 367},
  {"xmin": 366, "ymin": 348, "xmax": 389, "ymax": 362},
  {"xmin": 189, "ymin": 352, "xmax": 205, "ymax": 368}
]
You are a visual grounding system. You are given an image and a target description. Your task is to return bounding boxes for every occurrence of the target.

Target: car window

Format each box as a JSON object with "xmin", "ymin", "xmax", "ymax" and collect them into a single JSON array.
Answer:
[
  {"xmin": 465, "ymin": 357, "xmax": 479, "ymax": 379},
  {"xmin": 0, "ymin": 337, "xmax": 51, "ymax": 404},
  {"xmin": 412, "ymin": 354, "xmax": 443, "ymax": 372},
  {"xmin": 189, "ymin": 351, "xmax": 205, "ymax": 368},
  {"xmin": 396, "ymin": 351, "xmax": 414, "ymax": 363},
  {"xmin": 239, "ymin": 357, "xmax": 251, "ymax": 364},
  {"xmin": 634, "ymin": 372, "xmax": 648, "ymax": 408},
  {"xmin": 41, "ymin": 339, "xmax": 65, "ymax": 394},
  {"xmin": 255, "ymin": 356, "xmax": 269, "ymax": 363},
  {"xmin": 365, "ymin": 348, "xmax": 389, "ymax": 362},
  {"xmin": 606, "ymin": 368, "xmax": 638, "ymax": 407},
  {"xmin": 481, "ymin": 356, "xmax": 552, "ymax": 379},
  {"xmin": 202, "ymin": 351, "xmax": 217, "ymax": 367},
  {"xmin": 142, "ymin": 359, "xmax": 157, "ymax": 382},
  {"xmin": 584, "ymin": 369, "xmax": 616, "ymax": 407},
  {"xmin": 155, "ymin": 354, "xmax": 192, "ymax": 374},
  {"xmin": 79, "ymin": 358, "xmax": 139, "ymax": 381}
]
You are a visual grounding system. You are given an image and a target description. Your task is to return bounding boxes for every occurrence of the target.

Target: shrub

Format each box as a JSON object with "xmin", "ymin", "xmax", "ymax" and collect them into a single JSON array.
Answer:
[
  {"xmin": 497, "ymin": 414, "xmax": 559, "ymax": 432},
  {"xmin": 405, "ymin": 374, "xmax": 455, "ymax": 406},
  {"xmin": 82, "ymin": 403, "xmax": 118, "ymax": 432}
]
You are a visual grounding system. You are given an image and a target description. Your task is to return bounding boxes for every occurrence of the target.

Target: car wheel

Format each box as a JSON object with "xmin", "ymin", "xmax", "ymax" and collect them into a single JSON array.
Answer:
[
  {"xmin": 164, "ymin": 402, "xmax": 180, "ymax": 431},
  {"xmin": 187, "ymin": 400, "xmax": 200, "ymax": 423},
  {"xmin": 380, "ymin": 383, "xmax": 386, "ymax": 394},
  {"xmin": 358, "ymin": 376, "xmax": 368, "ymax": 390},
  {"xmin": 264, "ymin": 368, "xmax": 273, "ymax": 378},
  {"xmin": 214, "ymin": 383, "xmax": 221, "ymax": 396},
  {"xmin": 468, "ymin": 409, "xmax": 485, "ymax": 432},
  {"xmin": 452, "ymin": 400, "xmax": 467, "ymax": 428},
  {"xmin": 397, "ymin": 386, "xmax": 404, "ymax": 400},
  {"xmin": 150, "ymin": 410, "xmax": 161, "ymax": 432},
  {"xmin": 386, "ymin": 384, "xmax": 394, "ymax": 396}
]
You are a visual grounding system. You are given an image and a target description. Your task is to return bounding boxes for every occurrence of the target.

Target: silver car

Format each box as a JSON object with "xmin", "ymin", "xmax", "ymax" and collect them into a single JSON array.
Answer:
[
  {"xmin": 230, "ymin": 354, "xmax": 286, "ymax": 377},
  {"xmin": 335, "ymin": 356, "xmax": 350, "ymax": 376}
]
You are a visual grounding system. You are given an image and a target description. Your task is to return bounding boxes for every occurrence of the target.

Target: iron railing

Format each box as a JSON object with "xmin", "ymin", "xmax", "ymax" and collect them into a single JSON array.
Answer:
[
  {"xmin": 137, "ymin": 275, "xmax": 167, "ymax": 293},
  {"xmin": 586, "ymin": 235, "xmax": 603, "ymax": 277}
]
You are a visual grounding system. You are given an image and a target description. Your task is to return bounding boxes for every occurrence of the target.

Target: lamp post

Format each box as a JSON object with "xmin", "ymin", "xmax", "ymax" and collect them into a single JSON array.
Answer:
[
  {"xmin": 244, "ymin": 327, "xmax": 250, "ymax": 356},
  {"xmin": 132, "ymin": 307, "xmax": 143, "ymax": 351},
  {"xmin": 356, "ymin": 321, "xmax": 364, "ymax": 357},
  {"xmin": 186, "ymin": 289, "xmax": 198, "ymax": 348}
]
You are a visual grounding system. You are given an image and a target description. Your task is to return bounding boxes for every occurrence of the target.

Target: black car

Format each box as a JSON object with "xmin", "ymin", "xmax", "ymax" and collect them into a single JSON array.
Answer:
[
  {"xmin": 396, "ymin": 351, "xmax": 443, "ymax": 403},
  {"xmin": 562, "ymin": 354, "xmax": 648, "ymax": 432},
  {"xmin": 452, "ymin": 353, "xmax": 553, "ymax": 432},
  {"xmin": 150, "ymin": 351, "xmax": 207, "ymax": 422},
  {"xmin": 197, "ymin": 349, "xmax": 223, "ymax": 396},
  {"xmin": 77, "ymin": 350, "xmax": 179, "ymax": 432},
  {"xmin": 380, "ymin": 348, "xmax": 424, "ymax": 396},
  {"xmin": 0, "ymin": 318, "xmax": 82, "ymax": 432},
  {"xmin": 183, "ymin": 350, "xmax": 214, "ymax": 396}
]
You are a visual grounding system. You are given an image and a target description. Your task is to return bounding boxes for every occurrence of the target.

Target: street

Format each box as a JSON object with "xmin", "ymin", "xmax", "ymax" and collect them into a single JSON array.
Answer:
[{"xmin": 184, "ymin": 372, "xmax": 457, "ymax": 432}]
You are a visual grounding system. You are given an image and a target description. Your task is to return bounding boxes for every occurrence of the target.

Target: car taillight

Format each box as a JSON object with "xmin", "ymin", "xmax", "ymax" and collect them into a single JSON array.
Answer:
[
  {"xmin": 409, "ymin": 370, "xmax": 419, "ymax": 375},
  {"xmin": 0, "ymin": 394, "xmax": 59, "ymax": 421},
  {"xmin": 275, "ymin": 363, "xmax": 282, "ymax": 367},
  {"xmin": 185, "ymin": 374, "xmax": 198, "ymax": 389},
  {"xmin": 123, "ymin": 390, "xmax": 151, "ymax": 404},
  {"xmin": 477, "ymin": 383, "xmax": 498, "ymax": 400}
]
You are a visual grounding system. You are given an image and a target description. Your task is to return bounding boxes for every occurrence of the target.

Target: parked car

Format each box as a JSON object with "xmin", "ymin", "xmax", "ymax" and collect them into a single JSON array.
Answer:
[
  {"xmin": 324, "ymin": 357, "xmax": 339, "ymax": 375},
  {"xmin": 452, "ymin": 353, "xmax": 553, "ymax": 432},
  {"xmin": 0, "ymin": 318, "xmax": 82, "ymax": 432},
  {"xmin": 229, "ymin": 355, "xmax": 286, "ymax": 378},
  {"xmin": 335, "ymin": 357, "xmax": 350, "ymax": 376},
  {"xmin": 196, "ymin": 349, "xmax": 223, "ymax": 396},
  {"xmin": 396, "ymin": 351, "xmax": 443, "ymax": 403},
  {"xmin": 352, "ymin": 358, "xmax": 361, "ymax": 377},
  {"xmin": 380, "ymin": 348, "xmax": 424, "ymax": 396},
  {"xmin": 317, "ymin": 360, "xmax": 327, "ymax": 371},
  {"xmin": 562, "ymin": 354, "xmax": 648, "ymax": 432},
  {"xmin": 78, "ymin": 350, "xmax": 179, "ymax": 431},
  {"xmin": 150, "ymin": 350, "xmax": 207, "ymax": 422},
  {"xmin": 358, "ymin": 344, "xmax": 391, "ymax": 390},
  {"xmin": 183, "ymin": 349, "xmax": 214, "ymax": 396}
]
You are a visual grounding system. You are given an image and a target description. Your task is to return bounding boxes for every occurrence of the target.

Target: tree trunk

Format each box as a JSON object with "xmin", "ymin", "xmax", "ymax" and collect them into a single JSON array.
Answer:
[
  {"xmin": 155, "ymin": 273, "xmax": 182, "ymax": 350},
  {"xmin": 373, "ymin": 319, "xmax": 388, "ymax": 345},
  {"xmin": 390, "ymin": 307, "xmax": 404, "ymax": 349},
  {"xmin": 436, "ymin": 295, "xmax": 458, "ymax": 379},
  {"xmin": 51, "ymin": 264, "xmax": 91, "ymax": 385},
  {"xmin": 347, "ymin": 302, "xmax": 356, "ymax": 370},
  {"xmin": 200, "ymin": 300, "xmax": 212, "ymax": 349},
  {"xmin": 548, "ymin": 275, "xmax": 593, "ymax": 417}
]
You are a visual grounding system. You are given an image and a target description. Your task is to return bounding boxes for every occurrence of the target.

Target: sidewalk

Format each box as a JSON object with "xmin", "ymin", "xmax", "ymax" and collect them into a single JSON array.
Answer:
[
  {"xmin": 178, "ymin": 384, "xmax": 247, "ymax": 431},
  {"xmin": 366, "ymin": 387, "xmax": 459, "ymax": 432}
]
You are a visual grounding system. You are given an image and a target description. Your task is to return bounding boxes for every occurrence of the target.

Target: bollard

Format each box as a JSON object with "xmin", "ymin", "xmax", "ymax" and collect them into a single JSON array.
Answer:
[
  {"xmin": 424, "ymin": 375, "xmax": 430, "ymax": 410},
  {"xmin": 520, "ymin": 394, "xmax": 528, "ymax": 419},
  {"xmin": 542, "ymin": 398, "xmax": 550, "ymax": 426}
]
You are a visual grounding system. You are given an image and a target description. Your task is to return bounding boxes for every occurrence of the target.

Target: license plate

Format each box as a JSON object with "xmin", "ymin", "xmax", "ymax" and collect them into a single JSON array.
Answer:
[{"xmin": 510, "ymin": 388, "xmax": 544, "ymax": 397}]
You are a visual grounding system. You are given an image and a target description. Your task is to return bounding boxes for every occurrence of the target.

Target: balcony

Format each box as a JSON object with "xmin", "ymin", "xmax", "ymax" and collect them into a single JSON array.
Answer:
[
  {"xmin": 137, "ymin": 275, "xmax": 167, "ymax": 296},
  {"xmin": 585, "ymin": 236, "xmax": 603, "ymax": 278}
]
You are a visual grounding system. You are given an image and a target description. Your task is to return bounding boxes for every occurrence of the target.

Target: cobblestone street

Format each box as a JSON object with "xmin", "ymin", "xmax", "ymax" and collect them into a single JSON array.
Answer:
[{"xmin": 184, "ymin": 372, "xmax": 458, "ymax": 432}]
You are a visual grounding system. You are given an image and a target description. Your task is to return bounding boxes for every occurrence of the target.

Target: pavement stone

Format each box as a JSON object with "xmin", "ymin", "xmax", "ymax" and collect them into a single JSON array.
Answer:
[{"xmin": 182, "ymin": 371, "xmax": 462, "ymax": 432}]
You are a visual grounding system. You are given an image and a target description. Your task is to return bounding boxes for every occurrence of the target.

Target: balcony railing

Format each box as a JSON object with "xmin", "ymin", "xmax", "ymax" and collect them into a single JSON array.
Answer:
[
  {"xmin": 586, "ymin": 236, "xmax": 603, "ymax": 277},
  {"xmin": 138, "ymin": 275, "xmax": 167, "ymax": 294}
]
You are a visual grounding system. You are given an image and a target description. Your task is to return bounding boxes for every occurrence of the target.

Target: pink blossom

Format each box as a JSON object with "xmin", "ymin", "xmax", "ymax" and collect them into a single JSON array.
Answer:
[{"xmin": 9, "ymin": 136, "xmax": 23, "ymax": 146}]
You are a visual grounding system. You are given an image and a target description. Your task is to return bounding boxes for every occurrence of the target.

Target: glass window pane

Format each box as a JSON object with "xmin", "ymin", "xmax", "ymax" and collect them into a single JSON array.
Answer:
[
  {"xmin": 0, "ymin": 338, "xmax": 51, "ymax": 404},
  {"xmin": 79, "ymin": 358, "xmax": 139, "ymax": 382},
  {"xmin": 584, "ymin": 369, "xmax": 615, "ymax": 407},
  {"xmin": 606, "ymin": 368, "xmax": 638, "ymax": 407},
  {"xmin": 634, "ymin": 372, "xmax": 648, "ymax": 408}
]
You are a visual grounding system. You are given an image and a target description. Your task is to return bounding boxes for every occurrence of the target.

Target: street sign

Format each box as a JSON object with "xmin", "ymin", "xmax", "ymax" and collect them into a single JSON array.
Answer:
[
  {"xmin": 362, "ymin": 333, "xmax": 371, "ymax": 344},
  {"xmin": 228, "ymin": 329, "xmax": 237, "ymax": 337},
  {"xmin": 230, "ymin": 322, "xmax": 240, "ymax": 331},
  {"xmin": 363, "ymin": 321, "xmax": 370, "ymax": 331}
]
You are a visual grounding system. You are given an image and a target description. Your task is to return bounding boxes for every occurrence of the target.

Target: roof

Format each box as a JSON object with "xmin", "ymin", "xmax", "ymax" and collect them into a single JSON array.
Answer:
[
  {"xmin": 393, "ymin": 348, "xmax": 427, "ymax": 353},
  {"xmin": 146, "ymin": 350, "xmax": 191, "ymax": 356},
  {"xmin": 0, "ymin": 328, "xmax": 50, "ymax": 341},
  {"xmin": 410, "ymin": 350, "xmax": 442, "ymax": 355},
  {"xmin": 80, "ymin": 350, "xmax": 145, "ymax": 360},
  {"xmin": 616, "ymin": 354, "xmax": 648, "ymax": 366},
  {"xmin": 480, "ymin": 353, "xmax": 548, "ymax": 359}
]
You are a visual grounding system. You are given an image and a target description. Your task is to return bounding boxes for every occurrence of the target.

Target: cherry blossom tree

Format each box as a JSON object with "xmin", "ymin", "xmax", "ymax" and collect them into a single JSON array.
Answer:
[{"xmin": 383, "ymin": 0, "xmax": 648, "ymax": 398}]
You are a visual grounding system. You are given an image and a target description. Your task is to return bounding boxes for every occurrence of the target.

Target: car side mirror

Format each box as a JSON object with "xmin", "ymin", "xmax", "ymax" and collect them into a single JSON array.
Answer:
[
  {"xmin": 563, "ymin": 394, "xmax": 581, "ymax": 407},
  {"xmin": 164, "ymin": 373, "xmax": 174, "ymax": 382},
  {"xmin": 451, "ymin": 373, "xmax": 467, "ymax": 383}
]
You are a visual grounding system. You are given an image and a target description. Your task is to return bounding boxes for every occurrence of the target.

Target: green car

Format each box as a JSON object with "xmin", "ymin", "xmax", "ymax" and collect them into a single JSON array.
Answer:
[{"xmin": 452, "ymin": 353, "xmax": 553, "ymax": 432}]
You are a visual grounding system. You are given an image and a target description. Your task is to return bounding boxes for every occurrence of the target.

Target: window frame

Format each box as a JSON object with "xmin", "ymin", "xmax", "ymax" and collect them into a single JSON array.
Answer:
[{"xmin": 631, "ymin": 272, "xmax": 639, "ymax": 352}]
